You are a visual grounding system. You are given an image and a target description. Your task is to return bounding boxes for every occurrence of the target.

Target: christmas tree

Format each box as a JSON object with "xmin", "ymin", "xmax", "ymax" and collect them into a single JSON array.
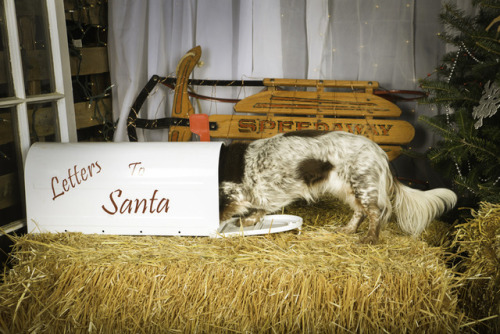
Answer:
[{"xmin": 419, "ymin": 0, "xmax": 500, "ymax": 204}]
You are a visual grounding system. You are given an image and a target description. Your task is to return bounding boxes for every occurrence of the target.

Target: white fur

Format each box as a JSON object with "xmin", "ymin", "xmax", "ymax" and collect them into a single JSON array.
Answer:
[
  {"xmin": 219, "ymin": 131, "xmax": 457, "ymax": 242},
  {"xmin": 393, "ymin": 185, "xmax": 457, "ymax": 235}
]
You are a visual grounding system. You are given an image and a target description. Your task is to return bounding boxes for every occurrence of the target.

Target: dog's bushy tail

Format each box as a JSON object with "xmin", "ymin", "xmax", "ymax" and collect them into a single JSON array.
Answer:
[{"xmin": 392, "ymin": 181, "xmax": 457, "ymax": 236}]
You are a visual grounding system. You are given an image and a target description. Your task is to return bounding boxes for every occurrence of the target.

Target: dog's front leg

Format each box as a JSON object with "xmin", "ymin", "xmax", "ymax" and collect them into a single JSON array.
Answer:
[
  {"xmin": 238, "ymin": 209, "xmax": 266, "ymax": 227},
  {"xmin": 220, "ymin": 201, "xmax": 248, "ymax": 222}
]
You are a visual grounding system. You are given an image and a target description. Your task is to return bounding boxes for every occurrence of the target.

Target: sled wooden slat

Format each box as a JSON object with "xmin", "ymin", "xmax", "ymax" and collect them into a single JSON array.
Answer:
[
  {"xmin": 208, "ymin": 114, "xmax": 414, "ymax": 145},
  {"xmin": 209, "ymin": 114, "xmax": 406, "ymax": 160},
  {"xmin": 230, "ymin": 77, "xmax": 413, "ymax": 160},
  {"xmin": 263, "ymin": 78, "xmax": 379, "ymax": 90},
  {"xmin": 379, "ymin": 146, "xmax": 402, "ymax": 162},
  {"xmin": 234, "ymin": 91, "xmax": 401, "ymax": 117}
]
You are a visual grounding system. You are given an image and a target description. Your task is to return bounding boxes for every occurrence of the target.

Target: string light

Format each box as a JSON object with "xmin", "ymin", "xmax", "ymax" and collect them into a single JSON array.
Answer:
[
  {"xmin": 446, "ymin": 48, "xmax": 461, "ymax": 83},
  {"xmin": 440, "ymin": 41, "xmax": 500, "ymax": 195},
  {"xmin": 493, "ymin": 176, "xmax": 500, "ymax": 186},
  {"xmin": 66, "ymin": 0, "xmax": 113, "ymax": 141},
  {"xmin": 461, "ymin": 42, "xmax": 482, "ymax": 64},
  {"xmin": 442, "ymin": 46, "xmax": 468, "ymax": 188}
]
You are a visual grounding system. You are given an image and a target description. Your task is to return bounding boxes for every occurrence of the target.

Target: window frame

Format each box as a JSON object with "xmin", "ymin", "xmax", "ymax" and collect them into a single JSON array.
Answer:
[{"xmin": 1, "ymin": 0, "xmax": 77, "ymax": 233}]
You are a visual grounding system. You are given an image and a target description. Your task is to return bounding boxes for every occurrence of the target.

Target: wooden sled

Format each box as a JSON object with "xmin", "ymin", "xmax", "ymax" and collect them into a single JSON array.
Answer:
[{"xmin": 127, "ymin": 46, "xmax": 415, "ymax": 161}]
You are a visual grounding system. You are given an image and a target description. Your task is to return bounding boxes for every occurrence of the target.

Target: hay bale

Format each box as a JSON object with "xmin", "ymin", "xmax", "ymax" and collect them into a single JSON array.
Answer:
[
  {"xmin": 285, "ymin": 196, "xmax": 453, "ymax": 247},
  {"xmin": 452, "ymin": 202, "xmax": 500, "ymax": 332},
  {"xmin": 1, "ymin": 233, "xmax": 466, "ymax": 333},
  {"xmin": 283, "ymin": 196, "xmax": 353, "ymax": 228},
  {"xmin": 1, "ymin": 198, "xmax": 468, "ymax": 333}
]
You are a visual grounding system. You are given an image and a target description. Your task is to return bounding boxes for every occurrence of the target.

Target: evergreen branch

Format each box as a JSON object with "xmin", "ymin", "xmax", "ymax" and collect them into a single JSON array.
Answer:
[
  {"xmin": 453, "ymin": 175, "xmax": 500, "ymax": 203},
  {"xmin": 420, "ymin": 79, "xmax": 486, "ymax": 105},
  {"xmin": 476, "ymin": 41, "xmax": 500, "ymax": 55},
  {"xmin": 458, "ymin": 137, "xmax": 500, "ymax": 162},
  {"xmin": 419, "ymin": 1, "xmax": 500, "ymax": 202},
  {"xmin": 419, "ymin": 82, "xmax": 463, "ymax": 95},
  {"xmin": 418, "ymin": 115, "xmax": 456, "ymax": 138},
  {"xmin": 474, "ymin": 0, "xmax": 500, "ymax": 10},
  {"xmin": 401, "ymin": 148, "xmax": 426, "ymax": 160},
  {"xmin": 429, "ymin": 141, "xmax": 470, "ymax": 162},
  {"xmin": 434, "ymin": 97, "xmax": 477, "ymax": 104},
  {"xmin": 454, "ymin": 110, "xmax": 500, "ymax": 162},
  {"xmin": 471, "ymin": 34, "xmax": 500, "ymax": 45},
  {"xmin": 454, "ymin": 176, "xmax": 479, "ymax": 197},
  {"xmin": 439, "ymin": 3, "xmax": 500, "ymax": 56},
  {"xmin": 440, "ymin": 4, "xmax": 476, "ymax": 33},
  {"xmin": 419, "ymin": 84, "xmax": 454, "ymax": 93},
  {"xmin": 427, "ymin": 146, "xmax": 459, "ymax": 163},
  {"xmin": 421, "ymin": 113, "xmax": 500, "ymax": 165},
  {"xmin": 437, "ymin": 32, "xmax": 466, "ymax": 47}
]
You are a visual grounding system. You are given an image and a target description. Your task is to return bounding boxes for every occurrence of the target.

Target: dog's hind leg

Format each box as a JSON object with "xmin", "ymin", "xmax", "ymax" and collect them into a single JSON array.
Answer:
[
  {"xmin": 345, "ymin": 179, "xmax": 385, "ymax": 244},
  {"xmin": 360, "ymin": 204, "xmax": 382, "ymax": 244},
  {"xmin": 338, "ymin": 208, "xmax": 365, "ymax": 234},
  {"xmin": 338, "ymin": 198, "xmax": 382, "ymax": 244}
]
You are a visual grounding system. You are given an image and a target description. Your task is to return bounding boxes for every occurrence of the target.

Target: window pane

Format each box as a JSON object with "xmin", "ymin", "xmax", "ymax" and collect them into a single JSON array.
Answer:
[
  {"xmin": 29, "ymin": 102, "xmax": 58, "ymax": 143},
  {"xmin": 16, "ymin": 0, "xmax": 54, "ymax": 96},
  {"xmin": 0, "ymin": 1, "xmax": 13, "ymax": 98},
  {"xmin": 0, "ymin": 107, "xmax": 23, "ymax": 227}
]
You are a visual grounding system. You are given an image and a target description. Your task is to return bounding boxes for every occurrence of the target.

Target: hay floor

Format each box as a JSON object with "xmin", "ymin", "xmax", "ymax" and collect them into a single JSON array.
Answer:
[
  {"xmin": 452, "ymin": 202, "xmax": 500, "ymax": 332},
  {"xmin": 1, "ymin": 198, "xmax": 468, "ymax": 333}
]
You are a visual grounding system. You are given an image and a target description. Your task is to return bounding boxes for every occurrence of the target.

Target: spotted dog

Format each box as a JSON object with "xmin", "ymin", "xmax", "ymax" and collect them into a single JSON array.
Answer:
[{"xmin": 218, "ymin": 130, "xmax": 457, "ymax": 244}]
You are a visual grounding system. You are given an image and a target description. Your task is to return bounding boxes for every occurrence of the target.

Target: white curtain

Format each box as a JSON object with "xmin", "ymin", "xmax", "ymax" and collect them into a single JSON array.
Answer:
[
  {"xmin": 108, "ymin": 0, "xmax": 473, "ymax": 149},
  {"xmin": 109, "ymin": 0, "xmax": 481, "ymax": 185},
  {"xmin": 109, "ymin": 0, "xmax": 445, "ymax": 142}
]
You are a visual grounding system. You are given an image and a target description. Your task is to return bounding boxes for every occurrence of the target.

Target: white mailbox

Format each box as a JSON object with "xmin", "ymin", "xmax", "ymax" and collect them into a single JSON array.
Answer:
[{"xmin": 25, "ymin": 142, "xmax": 302, "ymax": 236}]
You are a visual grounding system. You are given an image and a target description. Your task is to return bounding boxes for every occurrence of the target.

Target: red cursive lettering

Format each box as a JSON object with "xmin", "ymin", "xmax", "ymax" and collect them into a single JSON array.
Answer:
[
  {"xmin": 102, "ymin": 189, "xmax": 170, "ymax": 215},
  {"xmin": 51, "ymin": 161, "xmax": 102, "ymax": 201},
  {"xmin": 102, "ymin": 189, "xmax": 121, "ymax": 214},
  {"xmin": 51, "ymin": 177, "xmax": 64, "ymax": 200}
]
